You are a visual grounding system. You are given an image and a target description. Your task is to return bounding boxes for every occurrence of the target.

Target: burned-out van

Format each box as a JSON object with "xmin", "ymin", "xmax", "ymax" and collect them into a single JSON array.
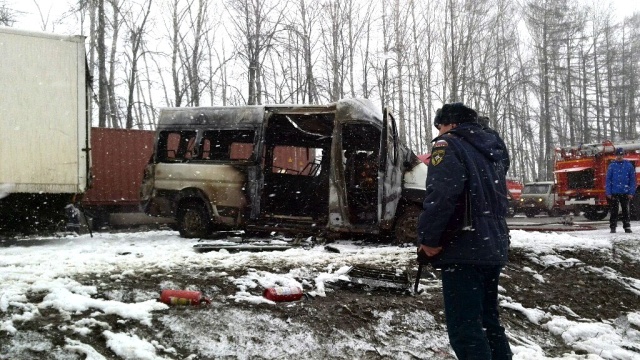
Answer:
[{"xmin": 140, "ymin": 98, "xmax": 427, "ymax": 243}]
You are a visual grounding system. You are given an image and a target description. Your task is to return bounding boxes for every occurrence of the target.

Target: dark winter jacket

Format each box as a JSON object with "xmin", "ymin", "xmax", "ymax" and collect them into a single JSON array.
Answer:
[
  {"xmin": 417, "ymin": 122, "xmax": 510, "ymax": 267},
  {"xmin": 605, "ymin": 160, "xmax": 636, "ymax": 196}
]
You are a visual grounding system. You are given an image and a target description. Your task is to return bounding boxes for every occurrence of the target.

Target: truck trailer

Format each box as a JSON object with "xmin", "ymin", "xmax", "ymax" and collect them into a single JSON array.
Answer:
[{"xmin": 0, "ymin": 27, "xmax": 90, "ymax": 233}]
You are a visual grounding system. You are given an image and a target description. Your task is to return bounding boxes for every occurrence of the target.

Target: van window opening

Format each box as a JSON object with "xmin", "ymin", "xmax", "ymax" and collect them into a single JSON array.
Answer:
[
  {"xmin": 157, "ymin": 131, "xmax": 197, "ymax": 162},
  {"xmin": 271, "ymin": 146, "xmax": 323, "ymax": 176},
  {"xmin": 201, "ymin": 130, "xmax": 255, "ymax": 161}
]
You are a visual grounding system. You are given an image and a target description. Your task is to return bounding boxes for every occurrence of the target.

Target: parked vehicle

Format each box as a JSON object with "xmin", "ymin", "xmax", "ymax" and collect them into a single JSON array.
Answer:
[
  {"xmin": 555, "ymin": 140, "xmax": 640, "ymax": 221},
  {"xmin": 506, "ymin": 178, "xmax": 523, "ymax": 216},
  {"xmin": 518, "ymin": 181, "xmax": 570, "ymax": 217},
  {"xmin": 507, "ymin": 179, "xmax": 523, "ymax": 202},
  {"xmin": 140, "ymin": 98, "xmax": 427, "ymax": 243},
  {"xmin": 81, "ymin": 127, "xmax": 156, "ymax": 229},
  {"xmin": 0, "ymin": 27, "xmax": 90, "ymax": 233}
]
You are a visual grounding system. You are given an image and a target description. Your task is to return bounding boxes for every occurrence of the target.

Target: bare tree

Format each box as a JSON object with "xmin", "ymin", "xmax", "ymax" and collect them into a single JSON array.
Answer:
[
  {"xmin": 106, "ymin": 0, "xmax": 122, "ymax": 128},
  {"xmin": 319, "ymin": 0, "xmax": 346, "ymax": 102},
  {"xmin": 412, "ymin": 0, "xmax": 440, "ymax": 151},
  {"xmin": 0, "ymin": 1, "xmax": 15, "ymax": 25},
  {"xmin": 525, "ymin": 0, "xmax": 579, "ymax": 180},
  {"xmin": 167, "ymin": 0, "xmax": 189, "ymax": 107},
  {"xmin": 122, "ymin": 0, "xmax": 153, "ymax": 128},
  {"xmin": 226, "ymin": 0, "xmax": 284, "ymax": 105},
  {"xmin": 97, "ymin": 0, "xmax": 108, "ymax": 127}
]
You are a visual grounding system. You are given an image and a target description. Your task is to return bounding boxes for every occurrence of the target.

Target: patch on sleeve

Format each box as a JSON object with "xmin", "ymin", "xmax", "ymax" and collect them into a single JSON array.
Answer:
[
  {"xmin": 433, "ymin": 140, "xmax": 448, "ymax": 148},
  {"xmin": 431, "ymin": 149, "xmax": 446, "ymax": 166}
]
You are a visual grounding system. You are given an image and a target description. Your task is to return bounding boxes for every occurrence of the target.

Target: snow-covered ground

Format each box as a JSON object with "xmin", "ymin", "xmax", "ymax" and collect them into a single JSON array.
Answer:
[{"xmin": 1, "ymin": 226, "xmax": 639, "ymax": 360}]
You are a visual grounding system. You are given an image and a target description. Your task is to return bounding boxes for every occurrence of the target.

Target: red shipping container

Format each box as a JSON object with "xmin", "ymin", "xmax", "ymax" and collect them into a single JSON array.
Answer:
[{"xmin": 83, "ymin": 128, "xmax": 155, "ymax": 209}]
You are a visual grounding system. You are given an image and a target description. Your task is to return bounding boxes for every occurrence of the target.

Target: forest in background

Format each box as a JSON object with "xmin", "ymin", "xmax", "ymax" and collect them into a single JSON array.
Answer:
[{"xmin": 1, "ymin": 0, "xmax": 640, "ymax": 183}]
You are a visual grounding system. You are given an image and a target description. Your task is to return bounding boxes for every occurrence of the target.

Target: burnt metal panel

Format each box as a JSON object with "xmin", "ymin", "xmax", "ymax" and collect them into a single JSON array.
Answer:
[
  {"xmin": 335, "ymin": 98, "xmax": 384, "ymax": 126},
  {"xmin": 82, "ymin": 128, "xmax": 155, "ymax": 206},
  {"xmin": 158, "ymin": 107, "xmax": 266, "ymax": 128}
]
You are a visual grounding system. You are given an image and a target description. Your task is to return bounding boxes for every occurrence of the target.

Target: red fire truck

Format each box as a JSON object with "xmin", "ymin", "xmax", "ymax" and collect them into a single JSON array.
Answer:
[
  {"xmin": 554, "ymin": 140, "xmax": 640, "ymax": 221},
  {"xmin": 507, "ymin": 179, "xmax": 523, "ymax": 200},
  {"xmin": 505, "ymin": 179, "xmax": 523, "ymax": 217}
]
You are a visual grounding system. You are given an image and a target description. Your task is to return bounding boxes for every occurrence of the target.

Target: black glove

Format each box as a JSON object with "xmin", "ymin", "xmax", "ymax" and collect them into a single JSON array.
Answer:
[{"xmin": 417, "ymin": 248, "xmax": 431, "ymax": 265}]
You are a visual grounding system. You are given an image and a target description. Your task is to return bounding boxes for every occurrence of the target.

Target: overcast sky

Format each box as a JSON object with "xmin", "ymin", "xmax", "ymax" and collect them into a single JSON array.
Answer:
[{"xmin": 7, "ymin": 0, "xmax": 640, "ymax": 35}]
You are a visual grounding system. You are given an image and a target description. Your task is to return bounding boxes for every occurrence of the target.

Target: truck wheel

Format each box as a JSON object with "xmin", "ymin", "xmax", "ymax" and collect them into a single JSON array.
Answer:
[
  {"xmin": 631, "ymin": 194, "xmax": 640, "ymax": 221},
  {"xmin": 547, "ymin": 208, "xmax": 566, "ymax": 217},
  {"xmin": 177, "ymin": 201, "xmax": 211, "ymax": 238},
  {"xmin": 583, "ymin": 208, "xmax": 608, "ymax": 221},
  {"xmin": 524, "ymin": 209, "xmax": 538, "ymax": 218},
  {"xmin": 394, "ymin": 206, "xmax": 421, "ymax": 244},
  {"xmin": 89, "ymin": 209, "xmax": 110, "ymax": 231}
]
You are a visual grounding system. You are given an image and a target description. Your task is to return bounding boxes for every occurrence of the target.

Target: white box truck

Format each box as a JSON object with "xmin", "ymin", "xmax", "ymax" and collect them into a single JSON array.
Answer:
[{"xmin": 0, "ymin": 26, "xmax": 90, "ymax": 233}]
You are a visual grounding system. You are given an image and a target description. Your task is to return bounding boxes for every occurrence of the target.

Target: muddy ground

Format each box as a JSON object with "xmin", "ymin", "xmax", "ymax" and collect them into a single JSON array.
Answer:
[{"xmin": 2, "ymin": 231, "xmax": 639, "ymax": 359}]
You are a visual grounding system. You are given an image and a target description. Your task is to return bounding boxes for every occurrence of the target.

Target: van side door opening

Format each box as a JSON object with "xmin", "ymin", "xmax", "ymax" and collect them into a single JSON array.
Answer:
[
  {"xmin": 260, "ymin": 112, "xmax": 334, "ymax": 221},
  {"xmin": 341, "ymin": 123, "xmax": 381, "ymax": 224}
]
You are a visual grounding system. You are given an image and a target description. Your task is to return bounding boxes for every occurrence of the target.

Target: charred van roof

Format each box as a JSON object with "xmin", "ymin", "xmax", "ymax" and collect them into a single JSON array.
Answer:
[{"xmin": 157, "ymin": 98, "xmax": 384, "ymax": 129}]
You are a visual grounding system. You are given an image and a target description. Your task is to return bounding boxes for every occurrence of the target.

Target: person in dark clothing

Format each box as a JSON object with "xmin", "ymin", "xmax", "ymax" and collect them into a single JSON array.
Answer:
[
  {"xmin": 606, "ymin": 147, "xmax": 636, "ymax": 233},
  {"xmin": 417, "ymin": 103, "xmax": 512, "ymax": 360},
  {"xmin": 478, "ymin": 115, "xmax": 510, "ymax": 173}
]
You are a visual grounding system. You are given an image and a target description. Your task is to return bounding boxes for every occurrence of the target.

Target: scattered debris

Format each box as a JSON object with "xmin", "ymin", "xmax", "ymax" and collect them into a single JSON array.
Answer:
[
  {"xmin": 193, "ymin": 244, "xmax": 293, "ymax": 253},
  {"xmin": 159, "ymin": 289, "xmax": 210, "ymax": 306},
  {"xmin": 343, "ymin": 265, "xmax": 412, "ymax": 293},
  {"xmin": 324, "ymin": 245, "xmax": 341, "ymax": 253},
  {"xmin": 263, "ymin": 286, "xmax": 305, "ymax": 302}
]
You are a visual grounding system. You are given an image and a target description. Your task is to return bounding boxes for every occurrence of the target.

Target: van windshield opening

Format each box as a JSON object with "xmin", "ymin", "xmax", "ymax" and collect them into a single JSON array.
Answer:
[{"xmin": 522, "ymin": 184, "xmax": 551, "ymax": 195}]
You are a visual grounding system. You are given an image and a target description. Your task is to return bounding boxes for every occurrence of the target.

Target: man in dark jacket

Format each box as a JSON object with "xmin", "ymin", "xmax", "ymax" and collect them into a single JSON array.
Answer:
[
  {"xmin": 606, "ymin": 147, "xmax": 636, "ymax": 233},
  {"xmin": 417, "ymin": 103, "xmax": 512, "ymax": 360}
]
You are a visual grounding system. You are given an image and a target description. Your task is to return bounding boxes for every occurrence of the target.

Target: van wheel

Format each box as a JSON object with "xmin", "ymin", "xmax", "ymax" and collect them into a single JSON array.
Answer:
[
  {"xmin": 394, "ymin": 206, "xmax": 421, "ymax": 244},
  {"xmin": 178, "ymin": 202, "xmax": 211, "ymax": 238}
]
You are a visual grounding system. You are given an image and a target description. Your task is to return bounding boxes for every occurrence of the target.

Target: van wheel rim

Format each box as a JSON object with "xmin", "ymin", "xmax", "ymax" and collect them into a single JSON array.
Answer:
[
  {"xmin": 183, "ymin": 210, "xmax": 204, "ymax": 234},
  {"xmin": 395, "ymin": 208, "xmax": 420, "ymax": 244}
]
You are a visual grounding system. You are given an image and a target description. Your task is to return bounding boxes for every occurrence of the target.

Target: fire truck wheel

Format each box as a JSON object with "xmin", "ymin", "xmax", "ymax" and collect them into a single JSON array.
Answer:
[
  {"xmin": 583, "ymin": 208, "xmax": 609, "ymax": 221},
  {"xmin": 177, "ymin": 201, "xmax": 211, "ymax": 238},
  {"xmin": 394, "ymin": 206, "xmax": 421, "ymax": 244},
  {"xmin": 631, "ymin": 195, "xmax": 640, "ymax": 221},
  {"xmin": 547, "ymin": 208, "xmax": 566, "ymax": 217}
]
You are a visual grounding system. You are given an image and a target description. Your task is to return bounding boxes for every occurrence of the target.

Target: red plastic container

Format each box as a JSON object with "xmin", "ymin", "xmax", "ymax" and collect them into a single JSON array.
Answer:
[
  {"xmin": 263, "ymin": 286, "xmax": 304, "ymax": 302},
  {"xmin": 159, "ymin": 289, "xmax": 211, "ymax": 306}
]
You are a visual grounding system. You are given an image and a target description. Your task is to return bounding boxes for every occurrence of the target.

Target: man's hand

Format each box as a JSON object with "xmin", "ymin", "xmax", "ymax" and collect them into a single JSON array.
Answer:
[
  {"xmin": 418, "ymin": 244, "xmax": 442, "ymax": 257},
  {"xmin": 629, "ymin": 195, "xmax": 634, "ymax": 200}
]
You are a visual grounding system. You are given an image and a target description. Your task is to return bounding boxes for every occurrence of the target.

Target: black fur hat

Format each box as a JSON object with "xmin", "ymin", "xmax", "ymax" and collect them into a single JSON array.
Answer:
[{"xmin": 434, "ymin": 103, "xmax": 478, "ymax": 126}]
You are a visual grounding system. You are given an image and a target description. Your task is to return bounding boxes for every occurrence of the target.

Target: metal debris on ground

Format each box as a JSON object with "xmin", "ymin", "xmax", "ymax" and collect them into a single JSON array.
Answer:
[
  {"xmin": 342, "ymin": 265, "xmax": 413, "ymax": 293},
  {"xmin": 324, "ymin": 245, "xmax": 341, "ymax": 253},
  {"xmin": 193, "ymin": 243, "xmax": 293, "ymax": 253}
]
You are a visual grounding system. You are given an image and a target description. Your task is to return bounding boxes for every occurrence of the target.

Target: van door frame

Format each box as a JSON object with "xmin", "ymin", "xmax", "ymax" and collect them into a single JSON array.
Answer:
[
  {"xmin": 248, "ymin": 120, "xmax": 266, "ymax": 220},
  {"xmin": 380, "ymin": 107, "xmax": 403, "ymax": 228}
]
